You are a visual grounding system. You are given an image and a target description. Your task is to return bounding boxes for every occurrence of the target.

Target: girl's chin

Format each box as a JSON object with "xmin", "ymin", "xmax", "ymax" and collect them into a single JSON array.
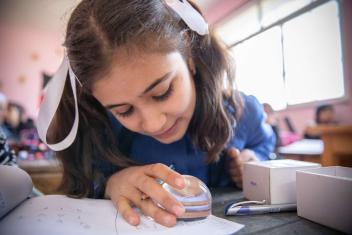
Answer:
[{"xmin": 154, "ymin": 122, "xmax": 187, "ymax": 144}]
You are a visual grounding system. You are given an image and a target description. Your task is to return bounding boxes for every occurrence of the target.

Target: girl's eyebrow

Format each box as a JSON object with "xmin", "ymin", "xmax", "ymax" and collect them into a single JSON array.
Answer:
[
  {"xmin": 142, "ymin": 72, "xmax": 172, "ymax": 95},
  {"xmin": 105, "ymin": 72, "xmax": 172, "ymax": 110}
]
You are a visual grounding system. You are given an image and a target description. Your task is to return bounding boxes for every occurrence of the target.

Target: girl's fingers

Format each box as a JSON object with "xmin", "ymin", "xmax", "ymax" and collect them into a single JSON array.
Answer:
[
  {"xmin": 114, "ymin": 188, "xmax": 178, "ymax": 227},
  {"xmin": 229, "ymin": 167, "xmax": 241, "ymax": 177},
  {"xmin": 136, "ymin": 174, "xmax": 185, "ymax": 217},
  {"xmin": 235, "ymin": 181, "xmax": 243, "ymax": 188},
  {"xmin": 143, "ymin": 163, "xmax": 185, "ymax": 189},
  {"xmin": 115, "ymin": 196, "xmax": 140, "ymax": 226},
  {"xmin": 227, "ymin": 148, "xmax": 241, "ymax": 166},
  {"xmin": 139, "ymin": 198, "xmax": 177, "ymax": 227}
]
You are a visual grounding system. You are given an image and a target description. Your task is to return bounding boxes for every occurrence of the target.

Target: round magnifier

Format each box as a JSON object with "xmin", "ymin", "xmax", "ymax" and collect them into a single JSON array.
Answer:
[{"xmin": 162, "ymin": 175, "xmax": 212, "ymax": 220}]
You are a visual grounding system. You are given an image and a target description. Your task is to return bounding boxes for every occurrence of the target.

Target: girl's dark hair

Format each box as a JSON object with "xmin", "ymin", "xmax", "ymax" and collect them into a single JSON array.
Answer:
[{"xmin": 50, "ymin": 0, "xmax": 240, "ymax": 197}]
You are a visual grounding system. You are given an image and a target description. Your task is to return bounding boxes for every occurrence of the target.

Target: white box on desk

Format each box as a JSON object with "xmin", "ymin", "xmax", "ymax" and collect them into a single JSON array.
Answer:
[
  {"xmin": 296, "ymin": 166, "xmax": 352, "ymax": 234},
  {"xmin": 243, "ymin": 159, "xmax": 320, "ymax": 204}
]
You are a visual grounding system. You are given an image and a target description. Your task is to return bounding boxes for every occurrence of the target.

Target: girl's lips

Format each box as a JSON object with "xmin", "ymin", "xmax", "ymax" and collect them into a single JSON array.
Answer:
[{"xmin": 153, "ymin": 119, "xmax": 179, "ymax": 139}]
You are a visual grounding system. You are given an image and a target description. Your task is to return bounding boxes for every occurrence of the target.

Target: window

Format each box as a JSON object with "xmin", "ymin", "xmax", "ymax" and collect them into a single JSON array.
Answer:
[
  {"xmin": 216, "ymin": 0, "xmax": 345, "ymax": 110},
  {"xmin": 232, "ymin": 27, "xmax": 287, "ymax": 110},
  {"xmin": 283, "ymin": 1, "xmax": 344, "ymax": 105}
]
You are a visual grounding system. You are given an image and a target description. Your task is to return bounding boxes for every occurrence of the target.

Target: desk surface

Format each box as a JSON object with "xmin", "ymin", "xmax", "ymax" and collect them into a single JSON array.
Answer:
[
  {"xmin": 211, "ymin": 188, "xmax": 341, "ymax": 235},
  {"xmin": 278, "ymin": 139, "xmax": 323, "ymax": 156},
  {"xmin": 18, "ymin": 159, "xmax": 62, "ymax": 173}
]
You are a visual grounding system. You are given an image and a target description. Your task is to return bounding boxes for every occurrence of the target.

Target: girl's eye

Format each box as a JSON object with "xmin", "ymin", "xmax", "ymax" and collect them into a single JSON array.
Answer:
[
  {"xmin": 116, "ymin": 106, "xmax": 134, "ymax": 118},
  {"xmin": 153, "ymin": 83, "xmax": 174, "ymax": 102}
]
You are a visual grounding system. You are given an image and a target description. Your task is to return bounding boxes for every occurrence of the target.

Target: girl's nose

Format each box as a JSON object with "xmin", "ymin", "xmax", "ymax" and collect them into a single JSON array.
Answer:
[{"xmin": 141, "ymin": 109, "xmax": 167, "ymax": 134}]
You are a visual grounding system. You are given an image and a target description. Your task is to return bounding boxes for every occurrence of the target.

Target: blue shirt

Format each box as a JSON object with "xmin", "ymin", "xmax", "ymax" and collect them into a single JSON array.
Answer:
[{"xmin": 99, "ymin": 93, "xmax": 275, "ymax": 185}]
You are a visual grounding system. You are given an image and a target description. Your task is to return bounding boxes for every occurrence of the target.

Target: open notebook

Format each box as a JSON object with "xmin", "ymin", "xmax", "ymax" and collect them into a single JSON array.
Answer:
[{"xmin": 0, "ymin": 166, "xmax": 244, "ymax": 235}]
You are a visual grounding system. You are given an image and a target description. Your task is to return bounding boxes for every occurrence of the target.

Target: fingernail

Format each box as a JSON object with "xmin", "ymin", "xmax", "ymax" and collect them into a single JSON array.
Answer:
[
  {"xmin": 163, "ymin": 215, "xmax": 174, "ymax": 225},
  {"xmin": 175, "ymin": 177, "xmax": 185, "ymax": 187},
  {"xmin": 128, "ymin": 215, "xmax": 137, "ymax": 225},
  {"xmin": 172, "ymin": 205, "xmax": 185, "ymax": 216}
]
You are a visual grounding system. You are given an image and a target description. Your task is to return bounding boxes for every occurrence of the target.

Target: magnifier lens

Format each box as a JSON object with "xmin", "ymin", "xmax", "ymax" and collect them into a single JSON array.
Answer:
[{"xmin": 162, "ymin": 175, "xmax": 212, "ymax": 220}]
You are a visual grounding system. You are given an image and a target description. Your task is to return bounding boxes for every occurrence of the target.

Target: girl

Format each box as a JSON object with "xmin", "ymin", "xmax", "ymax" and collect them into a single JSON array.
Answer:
[{"xmin": 38, "ymin": 0, "xmax": 275, "ymax": 227}]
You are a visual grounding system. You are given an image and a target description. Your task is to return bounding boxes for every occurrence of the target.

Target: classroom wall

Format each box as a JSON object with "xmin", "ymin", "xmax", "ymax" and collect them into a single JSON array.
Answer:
[
  {"xmin": 204, "ymin": 0, "xmax": 248, "ymax": 24},
  {"xmin": 0, "ymin": 0, "xmax": 75, "ymax": 120},
  {"xmin": 0, "ymin": 24, "xmax": 63, "ymax": 119},
  {"xmin": 205, "ymin": 0, "xmax": 352, "ymax": 135}
]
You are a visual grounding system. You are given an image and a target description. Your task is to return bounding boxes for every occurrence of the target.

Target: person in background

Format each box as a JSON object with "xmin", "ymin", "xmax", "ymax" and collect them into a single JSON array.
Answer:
[
  {"xmin": 0, "ymin": 125, "xmax": 17, "ymax": 166},
  {"xmin": 0, "ymin": 93, "xmax": 17, "ymax": 165},
  {"xmin": 0, "ymin": 92, "xmax": 11, "ymax": 136},
  {"xmin": 4, "ymin": 102, "xmax": 35, "ymax": 142},
  {"xmin": 304, "ymin": 104, "xmax": 337, "ymax": 139},
  {"xmin": 263, "ymin": 103, "xmax": 281, "ymax": 148}
]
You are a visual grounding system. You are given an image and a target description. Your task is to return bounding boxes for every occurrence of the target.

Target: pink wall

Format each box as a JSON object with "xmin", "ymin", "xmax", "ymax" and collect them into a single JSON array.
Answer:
[
  {"xmin": 0, "ymin": 24, "xmax": 63, "ymax": 119},
  {"xmin": 205, "ymin": 0, "xmax": 352, "ymax": 135},
  {"xmin": 204, "ymin": 0, "xmax": 248, "ymax": 24}
]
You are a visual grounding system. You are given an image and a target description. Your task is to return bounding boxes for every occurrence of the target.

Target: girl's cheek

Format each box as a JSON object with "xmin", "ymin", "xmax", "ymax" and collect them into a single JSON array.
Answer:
[
  {"xmin": 116, "ymin": 115, "xmax": 139, "ymax": 132},
  {"xmin": 170, "ymin": 89, "xmax": 190, "ymax": 113}
]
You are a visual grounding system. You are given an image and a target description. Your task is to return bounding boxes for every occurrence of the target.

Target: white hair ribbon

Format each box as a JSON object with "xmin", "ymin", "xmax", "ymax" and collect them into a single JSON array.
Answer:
[
  {"xmin": 166, "ymin": 0, "xmax": 209, "ymax": 35},
  {"xmin": 37, "ymin": 55, "xmax": 79, "ymax": 151}
]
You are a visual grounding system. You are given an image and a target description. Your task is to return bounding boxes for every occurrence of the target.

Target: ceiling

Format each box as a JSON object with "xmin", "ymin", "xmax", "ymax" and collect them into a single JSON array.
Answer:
[{"xmin": 0, "ymin": 0, "xmax": 218, "ymax": 33}]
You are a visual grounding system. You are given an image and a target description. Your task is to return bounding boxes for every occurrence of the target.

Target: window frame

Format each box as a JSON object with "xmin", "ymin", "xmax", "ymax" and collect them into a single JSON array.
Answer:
[{"xmin": 217, "ymin": 0, "xmax": 348, "ymax": 110}]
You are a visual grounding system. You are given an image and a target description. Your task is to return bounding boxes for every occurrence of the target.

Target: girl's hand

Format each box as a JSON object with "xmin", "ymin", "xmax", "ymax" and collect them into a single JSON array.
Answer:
[
  {"xmin": 226, "ymin": 148, "xmax": 258, "ymax": 188},
  {"xmin": 105, "ymin": 163, "xmax": 186, "ymax": 227}
]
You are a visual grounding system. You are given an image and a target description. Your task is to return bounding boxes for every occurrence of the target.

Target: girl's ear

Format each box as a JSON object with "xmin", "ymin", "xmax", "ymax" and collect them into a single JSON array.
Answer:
[{"xmin": 188, "ymin": 57, "xmax": 196, "ymax": 75}]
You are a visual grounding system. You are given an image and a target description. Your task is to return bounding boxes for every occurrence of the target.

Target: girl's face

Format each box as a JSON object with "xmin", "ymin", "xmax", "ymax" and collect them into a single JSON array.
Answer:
[
  {"xmin": 318, "ymin": 109, "xmax": 334, "ymax": 124},
  {"xmin": 92, "ymin": 51, "xmax": 196, "ymax": 144},
  {"xmin": 6, "ymin": 106, "xmax": 21, "ymax": 127}
]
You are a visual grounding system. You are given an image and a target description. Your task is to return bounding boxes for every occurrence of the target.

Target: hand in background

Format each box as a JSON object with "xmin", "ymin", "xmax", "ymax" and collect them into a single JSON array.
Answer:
[
  {"xmin": 105, "ymin": 163, "xmax": 186, "ymax": 227},
  {"xmin": 226, "ymin": 148, "xmax": 258, "ymax": 188}
]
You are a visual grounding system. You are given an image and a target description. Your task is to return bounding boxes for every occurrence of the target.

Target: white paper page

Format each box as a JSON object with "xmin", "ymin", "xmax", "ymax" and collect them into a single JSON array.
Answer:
[{"xmin": 0, "ymin": 195, "xmax": 244, "ymax": 235}]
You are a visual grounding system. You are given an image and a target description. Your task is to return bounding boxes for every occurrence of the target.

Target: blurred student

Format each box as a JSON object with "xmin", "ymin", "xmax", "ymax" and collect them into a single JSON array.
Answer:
[
  {"xmin": 304, "ymin": 104, "xmax": 337, "ymax": 139},
  {"xmin": 0, "ymin": 93, "xmax": 17, "ymax": 165},
  {"xmin": 0, "ymin": 127, "xmax": 17, "ymax": 166},
  {"xmin": 0, "ymin": 92, "xmax": 11, "ymax": 136},
  {"xmin": 263, "ymin": 103, "xmax": 281, "ymax": 147},
  {"xmin": 4, "ymin": 102, "xmax": 34, "ymax": 142}
]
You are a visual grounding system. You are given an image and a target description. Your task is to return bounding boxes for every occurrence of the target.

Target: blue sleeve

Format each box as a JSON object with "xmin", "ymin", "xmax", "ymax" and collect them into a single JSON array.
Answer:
[{"xmin": 229, "ymin": 94, "xmax": 276, "ymax": 160}]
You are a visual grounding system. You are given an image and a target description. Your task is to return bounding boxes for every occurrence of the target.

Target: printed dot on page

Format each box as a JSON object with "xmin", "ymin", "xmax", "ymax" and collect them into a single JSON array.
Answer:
[{"xmin": 161, "ymin": 175, "xmax": 212, "ymax": 221}]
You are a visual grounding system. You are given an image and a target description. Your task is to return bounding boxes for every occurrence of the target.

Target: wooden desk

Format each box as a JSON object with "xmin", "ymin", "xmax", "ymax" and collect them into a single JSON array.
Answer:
[
  {"xmin": 18, "ymin": 159, "xmax": 63, "ymax": 194},
  {"xmin": 212, "ymin": 188, "xmax": 342, "ymax": 235},
  {"xmin": 313, "ymin": 125, "xmax": 352, "ymax": 166}
]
